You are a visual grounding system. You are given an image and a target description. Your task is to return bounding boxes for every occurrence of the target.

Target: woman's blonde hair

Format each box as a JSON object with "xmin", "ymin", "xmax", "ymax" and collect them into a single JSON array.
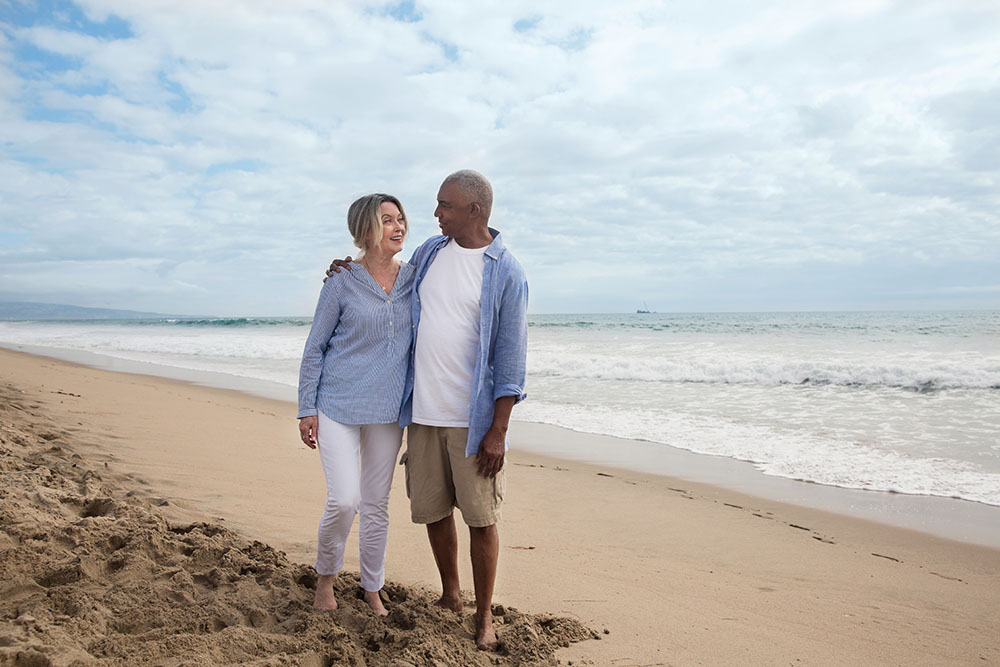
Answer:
[{"xmin": 347, "ymin": 193, "xmax": 408, "ymax": 255}]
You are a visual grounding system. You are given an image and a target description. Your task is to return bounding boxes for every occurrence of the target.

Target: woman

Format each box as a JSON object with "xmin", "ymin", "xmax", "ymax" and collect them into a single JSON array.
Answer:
[{"xmin": 297, "ymin": 193, "xmax": 414, "ymax": 615}]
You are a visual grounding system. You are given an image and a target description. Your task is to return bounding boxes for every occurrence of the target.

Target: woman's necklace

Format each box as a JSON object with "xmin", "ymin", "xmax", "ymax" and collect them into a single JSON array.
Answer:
[{"xmin": 360, "ymin": 257, "xmax": 400, "ymax": 295}]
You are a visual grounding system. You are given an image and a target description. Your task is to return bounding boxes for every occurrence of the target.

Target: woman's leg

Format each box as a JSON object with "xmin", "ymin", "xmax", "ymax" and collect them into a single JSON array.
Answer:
[
  {"xmin": 313, "ymin": 413, "xmax": 362, "ymax": 609},
  {"xmin": 357, "ymin": 421, "xmax": 403, "ymax": 611}
]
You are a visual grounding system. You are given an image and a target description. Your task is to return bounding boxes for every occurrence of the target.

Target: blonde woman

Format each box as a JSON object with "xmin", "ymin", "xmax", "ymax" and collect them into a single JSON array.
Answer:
[{"xmin": 297, "ymin": 193, "xmax": 414, "ymax": 615}]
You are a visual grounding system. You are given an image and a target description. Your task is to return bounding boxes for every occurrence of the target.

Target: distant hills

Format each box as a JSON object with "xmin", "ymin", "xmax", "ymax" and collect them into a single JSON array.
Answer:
[{"xmin": 0, "ymin": 301, "xmax": 189, "ymax": 321}]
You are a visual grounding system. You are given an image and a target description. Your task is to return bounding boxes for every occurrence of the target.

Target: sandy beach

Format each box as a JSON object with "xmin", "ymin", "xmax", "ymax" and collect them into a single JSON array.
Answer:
[{"xmin": 2, "ymin": 346, "xmax": 998, "ymax": 666}]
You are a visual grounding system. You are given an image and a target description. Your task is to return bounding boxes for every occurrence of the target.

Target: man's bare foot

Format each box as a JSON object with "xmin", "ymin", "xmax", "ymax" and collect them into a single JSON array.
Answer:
[
  {"xmin": 474, "ymin": 612, "xmax": 499, "ymax": 651},
  {"xmin": 433, "ymin": 593, "xmax": 464, "ymax": 613},
  {"xmin": 364, "ymin": 590, "xmax": 389, "ymax": 616},
  {"xmin": 313, "ymin": 574, "xmax": 338, "ymax": 610}
]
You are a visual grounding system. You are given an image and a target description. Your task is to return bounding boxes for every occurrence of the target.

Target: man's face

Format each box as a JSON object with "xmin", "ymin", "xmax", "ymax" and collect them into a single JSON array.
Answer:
[{"xmin": 434, "ymin": 180, "xmax": 474, "ymax": 239}]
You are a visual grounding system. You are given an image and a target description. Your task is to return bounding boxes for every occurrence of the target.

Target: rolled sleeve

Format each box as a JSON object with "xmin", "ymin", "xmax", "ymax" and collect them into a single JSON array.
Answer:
[
  {"xmin": 491, "ymin": 270, "xmax": 529, "ymax": 405},
  {"xmin": 493, "ymin": 383, "xmax": 527, "ymax": 403}
]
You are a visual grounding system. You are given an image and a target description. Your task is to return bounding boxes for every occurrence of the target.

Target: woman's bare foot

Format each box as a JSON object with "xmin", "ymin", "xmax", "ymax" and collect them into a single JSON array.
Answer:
[
  {"xmin": 433, "ymin": 593, "xmax": 464, "ymax": 613},
  {"xmin": 474, "ymin": 612, "xmax": 499, "ymax": 651},
  {"xmin": 364, "ymin": 590, "xmax": 389, "ymax": 616},
  {"xmin": 313, "ymin": 574, "xmax": 338, "ymax": 610}
]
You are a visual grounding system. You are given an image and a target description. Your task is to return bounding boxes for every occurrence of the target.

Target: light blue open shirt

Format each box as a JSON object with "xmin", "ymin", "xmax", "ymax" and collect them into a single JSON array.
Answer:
[{"xmin": 399, "ymin": 228, "xmax": 529, "ymax": 457}]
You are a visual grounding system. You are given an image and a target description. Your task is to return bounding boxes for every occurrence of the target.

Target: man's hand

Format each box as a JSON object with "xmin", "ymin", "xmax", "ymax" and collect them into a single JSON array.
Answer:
[
  {"xmin": 476, "ymin": 396, "xmax": 515, "ymax": 478},
  {"xmin": 324, "ymin": 256, "xmax": 354, "ymax": 279},
  {"xmin": 299, "ymin": 416, "xmax": 318, "ymax": 449},
  {"xmin": 475, "ymin": 425, "xmax": 506, "ymax": 478}
]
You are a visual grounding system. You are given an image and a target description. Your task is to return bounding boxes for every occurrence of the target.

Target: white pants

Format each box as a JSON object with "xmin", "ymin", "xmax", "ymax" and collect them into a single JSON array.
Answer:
[{"xmin": 315, "ymin": 412, "xmax": 402, "ymax": 591}]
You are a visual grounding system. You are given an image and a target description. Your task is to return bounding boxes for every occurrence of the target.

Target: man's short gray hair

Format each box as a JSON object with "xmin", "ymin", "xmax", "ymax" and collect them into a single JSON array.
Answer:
[{"xmin": 443, "ymin": 169, "xmax": 493, "ymax": 221}]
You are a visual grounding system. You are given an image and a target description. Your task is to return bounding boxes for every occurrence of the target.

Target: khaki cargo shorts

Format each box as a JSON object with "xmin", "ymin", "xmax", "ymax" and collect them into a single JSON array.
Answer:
[{"xmin": 402, "ymin": 424, "xmax": 505, "ymax": 527}]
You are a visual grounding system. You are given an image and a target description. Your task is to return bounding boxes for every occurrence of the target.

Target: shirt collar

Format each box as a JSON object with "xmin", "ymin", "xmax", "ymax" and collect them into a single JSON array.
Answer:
[{"xmin": 440, "ymin": 227, "xmax": 504, "ymax": 260}]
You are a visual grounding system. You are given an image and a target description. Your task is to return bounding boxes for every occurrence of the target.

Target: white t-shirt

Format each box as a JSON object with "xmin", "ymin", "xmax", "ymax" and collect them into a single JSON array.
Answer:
[{"xmin": 412, "ymin": 241, "xmax": 486, "ymax": 427}]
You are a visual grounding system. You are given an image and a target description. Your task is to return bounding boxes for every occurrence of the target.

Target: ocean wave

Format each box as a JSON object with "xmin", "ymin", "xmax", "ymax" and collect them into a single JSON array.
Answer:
[
  {"xmin": 145, "ymin": 317, "xmax": 311, "ymax": 328},
  {"xmin": 0, "ymin": 321, "xmax": 309, "ymax": 362},
  {"xmin": 527, "ymin": 311, "xmax": 1000, "ymax": 337},
  {"xmin": 0, "ymin": 317, "xmax": 313, "ymax": 328},
  {"xmin": 515, "ymin": 402, "xmax": 1000, "ymax": 507},
  {"xmin": 527, "ymin": 354, "xmax": 1000, "ymax": 390}
]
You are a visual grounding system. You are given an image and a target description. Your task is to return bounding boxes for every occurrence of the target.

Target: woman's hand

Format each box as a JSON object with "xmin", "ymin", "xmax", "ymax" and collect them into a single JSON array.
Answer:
[{"xmin": 299, "ymin": 416, "xmax": 318, "ymax": 449}]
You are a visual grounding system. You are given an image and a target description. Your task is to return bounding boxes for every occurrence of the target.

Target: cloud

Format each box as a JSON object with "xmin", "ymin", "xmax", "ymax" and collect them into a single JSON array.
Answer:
[{"xmin": 0, "ymin": 0, "xmax": 998, "ymax": 315}]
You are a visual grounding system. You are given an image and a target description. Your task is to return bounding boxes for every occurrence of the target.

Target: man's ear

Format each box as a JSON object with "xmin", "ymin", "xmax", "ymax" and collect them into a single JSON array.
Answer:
[{"xmin": 470, "ymin": 202, "xmax": 482, "ymax": 218}]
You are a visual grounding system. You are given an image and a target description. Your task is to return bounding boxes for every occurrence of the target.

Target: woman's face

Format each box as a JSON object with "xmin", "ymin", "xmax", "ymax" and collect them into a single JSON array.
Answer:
[{"xmin": 372, "ymin": 201, "xmax": 406, "ymax": 256}]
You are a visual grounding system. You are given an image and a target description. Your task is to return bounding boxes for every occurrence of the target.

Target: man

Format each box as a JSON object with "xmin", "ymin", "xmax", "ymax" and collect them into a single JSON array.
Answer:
[{"xmin": 330, "ymin": 170, "xmax": 528, "ymax": 650}]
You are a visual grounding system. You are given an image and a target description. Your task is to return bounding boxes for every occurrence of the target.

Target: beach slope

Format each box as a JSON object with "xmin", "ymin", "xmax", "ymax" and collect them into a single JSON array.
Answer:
[
  {"xmin": 0, "ymin": 352, "xmax": 594, "ymax": 666},
  {"xmin": 1, "ymin": 347, "xmax": 998, "ymax": 666}
]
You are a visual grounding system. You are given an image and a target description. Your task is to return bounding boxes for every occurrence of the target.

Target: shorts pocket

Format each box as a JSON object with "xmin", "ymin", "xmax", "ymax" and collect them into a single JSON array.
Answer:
[
  {"xmin": 492, "ymin": 468, "xmax": 506, "ymax": 505},
  {"xmin": 400, "ymin": 450, "xmax": 411, "ymax": 499}
]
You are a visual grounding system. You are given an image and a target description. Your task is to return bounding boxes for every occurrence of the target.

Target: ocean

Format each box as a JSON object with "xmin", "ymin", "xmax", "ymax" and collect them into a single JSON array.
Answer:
[{"xmin": 2, "ymin": 311, "xmax": 998, "ymax": 509}]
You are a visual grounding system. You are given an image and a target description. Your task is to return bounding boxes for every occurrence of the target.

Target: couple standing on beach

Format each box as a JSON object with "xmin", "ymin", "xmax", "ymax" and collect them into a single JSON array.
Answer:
[{"xmin": 295, "ymin": 170, "xmax": 529, "ymax": 651}]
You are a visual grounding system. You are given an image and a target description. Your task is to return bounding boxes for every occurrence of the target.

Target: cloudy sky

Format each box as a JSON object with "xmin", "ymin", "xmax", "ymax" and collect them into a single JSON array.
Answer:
[{"xmin": 1, "ymin": 0, "xmax": 998, "ymax": 315}]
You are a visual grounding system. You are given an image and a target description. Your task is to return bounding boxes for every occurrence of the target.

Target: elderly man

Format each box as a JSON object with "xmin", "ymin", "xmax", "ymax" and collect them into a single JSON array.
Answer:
[
  {"xmin": 402, "ymin": 169, "xmax": 528, "ymax": 650},
  {"xmin": 329, "ymin": 170, "xmax": 528, "ymax": 650}
]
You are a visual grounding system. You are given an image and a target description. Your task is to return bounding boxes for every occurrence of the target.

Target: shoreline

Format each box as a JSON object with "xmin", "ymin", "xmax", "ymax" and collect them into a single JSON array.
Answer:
[
  {"xmin": 5, "ymin": 341, "xmax": 999, "ymax": 548},
  {"xmin": 510, "ymin": 421, "xmax": 1000, "ymax": 549},
  {"xmin": 2, "ymin": 346, "xmax": 998, "ymax": 665}
]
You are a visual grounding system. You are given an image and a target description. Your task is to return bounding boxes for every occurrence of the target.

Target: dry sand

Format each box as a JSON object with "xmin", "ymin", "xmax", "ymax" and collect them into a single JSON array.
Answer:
[{"xmin": 1, "ymin": 347, "xmax": 998, "ymax": 666}]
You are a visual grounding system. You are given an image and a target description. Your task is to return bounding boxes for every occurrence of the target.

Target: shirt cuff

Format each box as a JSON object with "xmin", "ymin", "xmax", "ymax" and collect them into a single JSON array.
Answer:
[
  {"xmin": 494, "ymin": 384, "xmax": 527, "ymax": 404},
  {"xmin": 297, "ymin": 408, "xmax": 318, "ymax": 419}
]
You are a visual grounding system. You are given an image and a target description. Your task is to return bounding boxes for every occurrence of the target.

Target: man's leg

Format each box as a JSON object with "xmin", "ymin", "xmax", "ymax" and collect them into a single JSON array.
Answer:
[
  {"xmin": 426, "ymin": 514, "xmax": 463, "ymax": 612},
  {"xmin": 448, "ymin": 426, "xmax": 505, "ymax": 650},
  {"xmin": 469, "ymin": 523, "xmax": 499, "ymax": 650},
  {"xmin": 406, "ymin": 425, "xmax": 462, "ymax": 611}
]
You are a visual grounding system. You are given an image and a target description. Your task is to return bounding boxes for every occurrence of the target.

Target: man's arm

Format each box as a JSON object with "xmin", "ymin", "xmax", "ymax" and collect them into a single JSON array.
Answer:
[
  {"xmin": 475, "ymin": 264, "xmax": 529, "ymax": 477},
  {"xmin": 326, "ymin": 235, "xmax": 441, "ymax": 280},
  {"xmin": 490, "ymin": 268, "xmax": 529, "ymax": 405},
  {"xmin": 475, "ymin": 395, "xmax": 515, "ymax": 478}
]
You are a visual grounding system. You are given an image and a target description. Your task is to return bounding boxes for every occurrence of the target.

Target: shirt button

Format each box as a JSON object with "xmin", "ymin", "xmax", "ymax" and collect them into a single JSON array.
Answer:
[{"xmin": 389, "ymin": 321, "xmax": 393, "ymax": 325}]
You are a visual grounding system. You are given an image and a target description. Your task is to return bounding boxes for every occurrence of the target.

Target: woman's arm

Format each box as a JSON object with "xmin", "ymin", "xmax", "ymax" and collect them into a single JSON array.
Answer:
[{"xmin": 297, "ymin": 277, "xmax": 342, "ymax": 421}]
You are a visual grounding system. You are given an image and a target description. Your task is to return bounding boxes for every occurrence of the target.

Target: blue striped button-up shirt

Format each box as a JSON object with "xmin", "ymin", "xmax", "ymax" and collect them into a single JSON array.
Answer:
[
  {"xmin": 297, "ymin": 262, "xmax": 415, "ymax": 424},
  {"xmin": 400, "ymin": 229, "xmax": 529, "ymax": 456}
]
